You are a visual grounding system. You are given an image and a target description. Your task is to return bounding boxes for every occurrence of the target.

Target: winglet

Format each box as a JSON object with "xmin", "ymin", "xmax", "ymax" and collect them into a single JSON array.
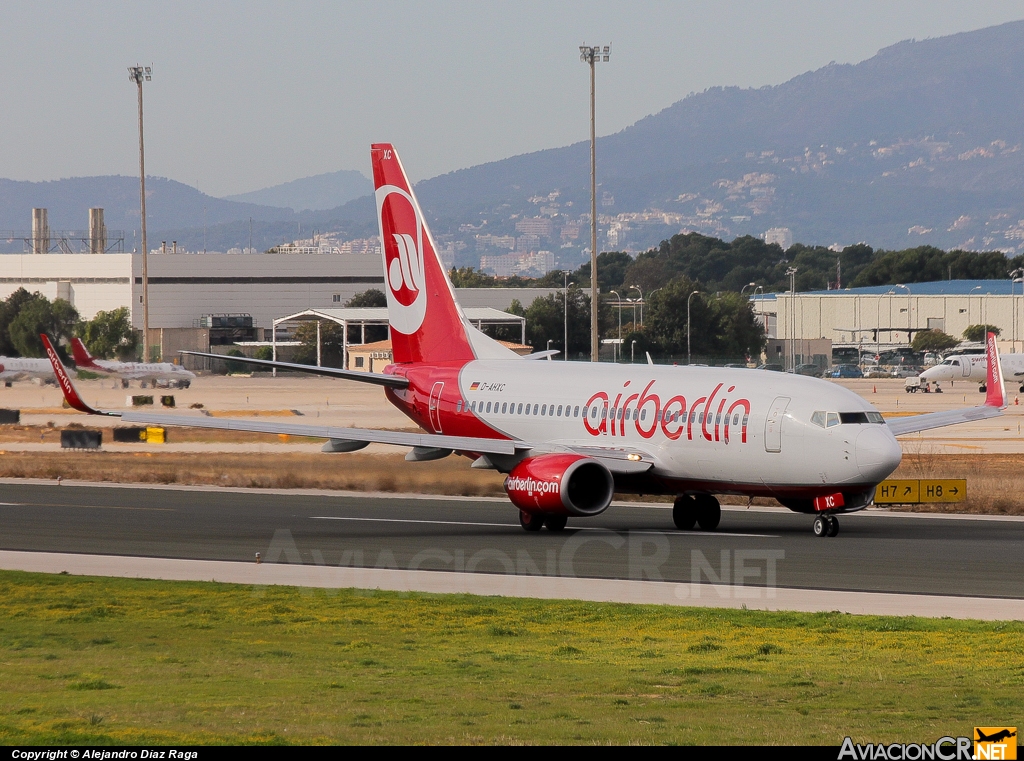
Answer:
[
  {"xmin": 985, "ymin": 331, "xmax": 1007, "ymax": 409},
  {"xmin": 40, "ymin": 334, "xmax": 114, "ymax": 416}
]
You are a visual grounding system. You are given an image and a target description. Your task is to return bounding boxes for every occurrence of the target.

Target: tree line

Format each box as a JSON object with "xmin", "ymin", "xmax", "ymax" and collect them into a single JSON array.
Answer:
[{"xmin": 0, "ymin": 288, "xmax": 137, "ymax": 361}]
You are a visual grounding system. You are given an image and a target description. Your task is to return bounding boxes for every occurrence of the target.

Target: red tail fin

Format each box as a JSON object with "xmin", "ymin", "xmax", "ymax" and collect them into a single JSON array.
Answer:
[
  {"xmin": 371, "ymin": 144, "xmax": 475, "ymax": 364},
  {"xmin": 985, "ymin": 331, "xmax": 1007, "ymax": 408},
  {"xmin": 70, "ymin": 337, "xmax": 99, "ymax": 368}
]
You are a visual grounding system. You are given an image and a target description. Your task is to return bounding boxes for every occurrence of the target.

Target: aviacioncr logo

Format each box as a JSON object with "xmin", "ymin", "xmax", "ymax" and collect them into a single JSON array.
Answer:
[{"xmin": 376, "ymin": 184, "xmax": 427, "ymax": 335}]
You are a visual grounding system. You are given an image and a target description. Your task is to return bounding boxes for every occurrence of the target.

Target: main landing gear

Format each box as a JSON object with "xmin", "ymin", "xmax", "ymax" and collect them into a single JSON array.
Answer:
[
  {"xmin": 812, "ymin": 515, "xmax": 840, "ymax": 537},
  {"xmin": 672, "ymin": 494, "xmax": 721, "ymax": 531},
  {"xmin": 519, "ymin": 511, "xmax": 567, "ymax": 532}
]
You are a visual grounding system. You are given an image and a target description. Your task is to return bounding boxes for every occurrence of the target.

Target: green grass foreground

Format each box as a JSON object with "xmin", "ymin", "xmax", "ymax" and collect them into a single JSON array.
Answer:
[{"xmin": 0, "ymin": 570, "xmax": 1021, "ymax": 745}]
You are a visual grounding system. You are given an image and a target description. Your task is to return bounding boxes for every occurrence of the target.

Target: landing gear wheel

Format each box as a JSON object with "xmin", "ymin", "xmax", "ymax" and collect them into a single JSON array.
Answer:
[
  {"xmin": 519, "ymin": 511, "xmax": 544, "ymax": 532},
  {"xmin": 980, "ymin": 384, "xmax": 987, "ymax": 393},
  {"xmin": 695, "ymin": 494, "xmax": 722, "ymax": 531},
  {"xmin": 672, "ymin": 494, "xmax": 697, "ymax": 530},
  {"xmin": 544, "ymin": 515, "xmax": 568, "ymax": 532},
  {"xmin": 826, "ymin": 516, "xmax": 840, "ymax": 537},
  {"xmin": 813, "ymin": 516, "xmax": 828, "ymax": 537}
]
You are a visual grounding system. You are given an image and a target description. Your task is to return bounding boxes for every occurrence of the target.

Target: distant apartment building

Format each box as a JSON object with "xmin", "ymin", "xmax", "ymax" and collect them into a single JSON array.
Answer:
[
  {"xmin": 480, "ymin": 250, "xmax": 555, "ymax": 278},
  {"xmin": 516, "ymin": 234, "xmax": 541, "ymax": 251},
  {"xmin": 560, "ymin": 223, "xmax": 580, "ymax": 242},
  {"xmin": 515, "ymin": 217, "xmax": 554, "ymax": 237},
  {"xmin": 474, "ymin": 234, "xmax": 516, "ymax": 251},
  {"xmin": 439, "ymin": 243, "xmax": 456, "ymax": 270},
  {"xmin": 336, "ymin": 238, "xmax": 381, "ymax": 256},
  {"xmin": 764, "ymin": 227, "xmax": 793, "ymax": 249}
]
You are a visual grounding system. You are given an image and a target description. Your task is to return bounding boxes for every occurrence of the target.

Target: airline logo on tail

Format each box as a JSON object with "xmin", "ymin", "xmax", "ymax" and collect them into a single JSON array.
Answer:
[
  {"xmin": 70, "ymin": 337, "xmax": 100, "ymax": 369},
  {"xmin": 377, "ymin": 184, "xmax": 426, "ymax": 335}
]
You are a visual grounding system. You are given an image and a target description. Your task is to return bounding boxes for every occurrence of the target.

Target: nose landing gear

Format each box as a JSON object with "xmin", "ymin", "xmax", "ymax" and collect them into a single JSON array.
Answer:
[{"xmin": 812, "ymin": 515, "xmax": 840, "ymax": 537}]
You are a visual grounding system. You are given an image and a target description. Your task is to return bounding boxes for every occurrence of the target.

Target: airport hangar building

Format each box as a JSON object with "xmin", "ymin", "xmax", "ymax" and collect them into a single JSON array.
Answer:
[
  {"xmin": 0, "ymin": 251, "xmax": 554, "ymax": 361},
  {"xmin": 756, "ymin": 279, "xmax": 1024, "ymax": 365}
]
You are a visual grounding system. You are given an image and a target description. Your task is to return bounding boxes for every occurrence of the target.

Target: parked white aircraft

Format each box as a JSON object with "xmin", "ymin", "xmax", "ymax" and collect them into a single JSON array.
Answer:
[
  {"xmin": 919, "ymin": 350, "xmax": 1024, "ymax": 392},
  {"xmin": 70, "ymin": 338, "xmax": 195, "ymax": 388},
  {"xmin": 0, "ymin": 355, "xmax": 73, "ymax": 385},
  {"xmin": 42, "ymin": 144, "xmax": 1008, "ymax": 537}
]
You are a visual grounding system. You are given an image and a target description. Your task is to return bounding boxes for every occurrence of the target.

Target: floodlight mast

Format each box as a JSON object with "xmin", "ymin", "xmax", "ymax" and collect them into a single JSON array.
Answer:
[
  {"xmin": 580, "ymin": 44, "xmax": 610, "ymax": 361},
  {"xmin": 129, "ymin": 65, "xmax": 152, "ymax": 360}
]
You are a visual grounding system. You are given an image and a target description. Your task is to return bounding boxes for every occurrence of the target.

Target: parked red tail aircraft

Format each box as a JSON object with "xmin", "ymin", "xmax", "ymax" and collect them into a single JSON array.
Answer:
[{"xmin": 42, "ymin": 144, "xmax": 1007, "ymax": 537}]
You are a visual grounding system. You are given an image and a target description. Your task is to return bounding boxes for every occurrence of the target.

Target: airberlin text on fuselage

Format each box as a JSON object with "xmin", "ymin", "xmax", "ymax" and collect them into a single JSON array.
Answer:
[{"xmin": 584, "ymin": 379, "xmax": 751, "ymax": 444}]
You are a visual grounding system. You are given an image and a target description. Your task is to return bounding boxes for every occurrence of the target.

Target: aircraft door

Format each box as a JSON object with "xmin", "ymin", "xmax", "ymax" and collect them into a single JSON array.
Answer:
[
  {"xmin": 764, "ymin": 396, "xmax": 790, "ymax": 453},
  {"xmin": 429, "ymin": 381, "xmax": 444, "ymax": 433}
]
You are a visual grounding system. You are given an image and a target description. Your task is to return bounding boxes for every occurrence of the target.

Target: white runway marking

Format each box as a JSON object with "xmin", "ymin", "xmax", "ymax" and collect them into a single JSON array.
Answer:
[
  {"xmin": 309, "ymin": 515, "xmax": 777, "ymax": 538},
  {"xmin": 0, "ymin": 550, "xmax": 1020, "ymax": 621}
]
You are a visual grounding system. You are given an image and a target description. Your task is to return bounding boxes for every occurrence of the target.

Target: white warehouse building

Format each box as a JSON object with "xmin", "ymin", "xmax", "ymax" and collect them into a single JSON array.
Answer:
[
  {"xmin": 0, "ymin": 251, "xmax": 384, "ymax": 327},
  {"xmin": 758, "ymin": 280, "xmax": 1024, "ymax": 356},
  {"xmin": 0, "ymin": 251, "xmax": 556, "ymax": 358}
]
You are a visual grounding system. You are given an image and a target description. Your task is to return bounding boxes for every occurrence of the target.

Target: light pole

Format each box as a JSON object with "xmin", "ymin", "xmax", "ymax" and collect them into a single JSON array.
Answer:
[
  {"xmin": 1011, "ymin": 269, "xmax": 1024, "ymax": 350},
  {"xmin": 786, "ymin": 267, "xmax": 798, "ymax": 370},
  {"xmin": 629, "ymin": 285, "xmax": 643, "ymax": 326},
  {"xmin": 969, "ymin": 285, "xmax": 982, "ymax": 331},
  {"xmin": 129, "ymin": 65, "xmax": 152, "ymax": 360},
  {"xmin": 892, "ymin": 284, "xmax": 911, "ymax": 344},
  {"xmin": 631, "ymin": 339, "xmax": 636, "ymax": 364},
  {"xmin": 609, "ymin": 290, "xmax": 622, "ymax": 342},
  {"xmin": 580, "ymin": 44, "xmax": 610, "ymax": 362},
  {"xmin": 687, "ymin": 290, "xmax": 700, "ymax": 365},
  {"xmin": 563, "ymin": 271, "xmax": 570, "ymax": 360}
]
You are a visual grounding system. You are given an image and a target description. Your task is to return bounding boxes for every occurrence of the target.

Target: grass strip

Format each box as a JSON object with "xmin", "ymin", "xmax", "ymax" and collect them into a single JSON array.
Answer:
[{"xmin": 0, "ymin": 570, "xmax": 1021, "ymax": 744}]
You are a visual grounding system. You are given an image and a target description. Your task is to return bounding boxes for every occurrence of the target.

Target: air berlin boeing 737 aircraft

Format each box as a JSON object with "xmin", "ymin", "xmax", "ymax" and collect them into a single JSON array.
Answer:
[{"xmin": 42, "ymin": 144, "xmax": 1009, "ymax": 537}]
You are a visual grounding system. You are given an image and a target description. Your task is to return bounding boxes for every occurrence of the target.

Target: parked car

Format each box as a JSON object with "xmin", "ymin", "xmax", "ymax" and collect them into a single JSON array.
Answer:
[
  {"xmin": 794, "ymin": 364, "xmax": 824, "ymax": 377},
  {"xmin": 756, "ymin": 363, "xmax": 785, "ymax": 372},
  {"xmin": 829, "ymin": 364, "xmax": 864, "ymax": 379}
]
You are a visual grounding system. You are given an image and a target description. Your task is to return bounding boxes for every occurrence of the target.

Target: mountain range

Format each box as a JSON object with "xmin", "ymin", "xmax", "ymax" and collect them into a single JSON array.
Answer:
[
  {"xmin": 4, "ymin": 19, "xmax": 1024, "ymax": 255},
  {"xmin": 222, "ymin": 170, "xmax": 371, "ymax": 212}
]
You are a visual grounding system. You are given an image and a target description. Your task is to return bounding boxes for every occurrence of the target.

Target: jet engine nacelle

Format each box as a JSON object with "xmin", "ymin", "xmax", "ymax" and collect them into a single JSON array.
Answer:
[{"xmin": 504, "ymin": 454, "xmax": 614, "ymax": 516}]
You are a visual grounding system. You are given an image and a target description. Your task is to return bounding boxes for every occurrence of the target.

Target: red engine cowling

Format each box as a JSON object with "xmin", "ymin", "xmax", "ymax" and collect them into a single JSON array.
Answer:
[{"xmin": 504, "ymin": 454, "xmax": 614, "ymax": 516}]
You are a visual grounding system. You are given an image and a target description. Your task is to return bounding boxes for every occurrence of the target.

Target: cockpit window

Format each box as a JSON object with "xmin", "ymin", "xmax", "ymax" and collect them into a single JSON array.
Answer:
[
  {"xmin": 811, "ymin": 411, "xmax": 826, "ymax": 428},
  {"xmin": 826, "ymin": 412, "xmax": 840, "ymax": 428},
  {"xmin": 839, "ymin": 411, "xmax": 885, "ymax": 424}
]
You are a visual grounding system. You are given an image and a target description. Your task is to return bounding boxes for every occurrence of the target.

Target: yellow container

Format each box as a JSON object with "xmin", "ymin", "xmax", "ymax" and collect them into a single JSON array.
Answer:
[{"xmin": 144, "ymin": 427, "xmax": 166, "ymax": 444}]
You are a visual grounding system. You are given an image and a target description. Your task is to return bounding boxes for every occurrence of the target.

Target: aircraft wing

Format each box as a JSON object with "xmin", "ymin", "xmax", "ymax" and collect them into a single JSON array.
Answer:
[
  {"xmin": 179, "ymin": 350, "xmax": 409, "ymax": 389},
  {"xmin": 889, "ymin": 331, "xmax": 1007, "ymax": 436},
  {"xmin": 41, "ymin": 335, "xmax": 664, "ymax": 470},
  {"xmin": 43, "ymin": 335, "xmax": 516, "ymax": 455},
  {"xmin": 119, "ymin": 410, "xmax": 520, "ymax": 455}
]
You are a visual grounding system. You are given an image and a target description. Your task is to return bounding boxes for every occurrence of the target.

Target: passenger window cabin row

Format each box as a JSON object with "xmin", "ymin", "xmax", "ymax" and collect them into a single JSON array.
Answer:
[{"xmin": 455, "ymin": 399, "xmax": 749, "ymax": 428}]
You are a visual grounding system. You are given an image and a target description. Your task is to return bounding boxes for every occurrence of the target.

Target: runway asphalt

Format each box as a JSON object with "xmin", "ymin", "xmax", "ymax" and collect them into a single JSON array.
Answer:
[{"xmin": 0, "ymin": 481, "xmax": 1022, "ymax": 600}]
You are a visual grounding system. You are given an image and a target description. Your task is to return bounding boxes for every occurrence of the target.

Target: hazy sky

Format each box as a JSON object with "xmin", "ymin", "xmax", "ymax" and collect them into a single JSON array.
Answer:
[{"xmin": 3, "ymin": 1, "xmax": 1024, "ymax": 196}]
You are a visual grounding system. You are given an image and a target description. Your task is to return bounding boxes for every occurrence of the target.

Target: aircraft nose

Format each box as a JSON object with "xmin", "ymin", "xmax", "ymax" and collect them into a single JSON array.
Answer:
[{"xmin": 856, "ymin": 426, "xmax": 902, "ymax": 481}]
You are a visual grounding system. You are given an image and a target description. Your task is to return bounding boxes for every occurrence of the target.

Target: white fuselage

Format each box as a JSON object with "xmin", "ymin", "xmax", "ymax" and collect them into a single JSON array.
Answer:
[
  {"xmin": 0, "ymin": 356, "xmax": 72, "ymax": 382},
  {"xmin": 88, "ymin": 359, "xmax": 195, "ymax": 384},
  {"xmin": 919, "ymin": 352, "xmax": 1024, "ymax": 385},
  {"xmin": 450, "ymin": 362, "xmax": 902, "ymax": 498}
]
